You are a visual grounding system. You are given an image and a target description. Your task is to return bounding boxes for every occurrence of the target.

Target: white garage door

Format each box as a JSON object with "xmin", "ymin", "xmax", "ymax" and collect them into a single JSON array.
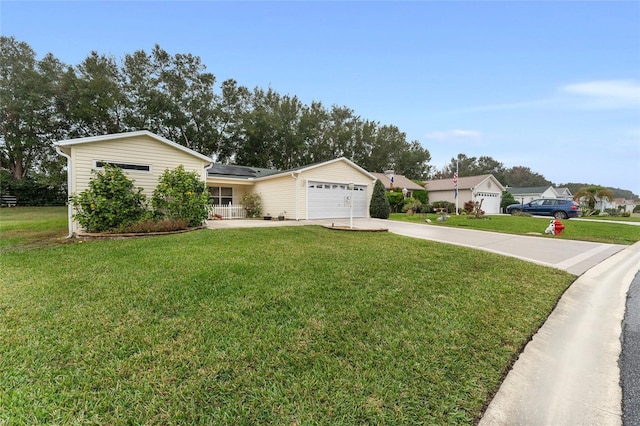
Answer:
[
  {"xmin": 308, "ymin": 182, "xmax": 368, "ymax": 219},
  {"xmin": 475, "ymin": 192, "xmax": 501, "ymax": 214}
]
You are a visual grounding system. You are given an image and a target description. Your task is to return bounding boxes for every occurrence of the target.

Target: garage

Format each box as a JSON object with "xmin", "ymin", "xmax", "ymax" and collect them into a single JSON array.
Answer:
[
  {"xmin": 475, "ymin": 191, "xmax": 502, "ymax": 214},
  {"xmin": 307, "ymin": 181, "xmax": 368, "ymax": 219}
]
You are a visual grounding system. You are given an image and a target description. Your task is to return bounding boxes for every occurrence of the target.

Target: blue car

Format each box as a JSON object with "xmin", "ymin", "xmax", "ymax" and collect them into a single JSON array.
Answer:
[{"xmin": 506, "ymin": 198, "xmax": 580, "ymax": 219}]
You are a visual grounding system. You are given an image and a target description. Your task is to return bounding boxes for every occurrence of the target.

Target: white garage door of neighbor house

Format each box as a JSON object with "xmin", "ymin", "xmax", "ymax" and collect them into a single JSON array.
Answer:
[
  {"xmin": 475, "ymin": 192, "xmax": 501, "ymax": 214},
  {"xmin": 308, "ymin": 182, "xmax": 368, "ymax": 219}
]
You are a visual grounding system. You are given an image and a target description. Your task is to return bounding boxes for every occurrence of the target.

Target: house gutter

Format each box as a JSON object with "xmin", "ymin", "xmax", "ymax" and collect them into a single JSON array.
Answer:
[
  {"xmin": 291, "ymin": 172, "xmax": 300, "ymax": 220},
  {"xmin": 55, "ymin": 145, "xmax": 74, "ymax": 238}
]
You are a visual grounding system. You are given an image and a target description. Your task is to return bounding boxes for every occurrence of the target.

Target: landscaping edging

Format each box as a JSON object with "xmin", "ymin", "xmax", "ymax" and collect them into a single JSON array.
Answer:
[
  {"xmin": 322, "ymin": 225, "xmax": 388, "ymax": 233},
  {"xmin": 76, "ymin": 226, "xmax": 207, "ymax": 239}
]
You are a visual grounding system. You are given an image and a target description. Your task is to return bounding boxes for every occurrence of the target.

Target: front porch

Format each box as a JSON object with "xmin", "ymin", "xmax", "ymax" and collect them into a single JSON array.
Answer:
[{"xmin": 208, "ymin": 203, "xmax": 246, "ymax": 220}]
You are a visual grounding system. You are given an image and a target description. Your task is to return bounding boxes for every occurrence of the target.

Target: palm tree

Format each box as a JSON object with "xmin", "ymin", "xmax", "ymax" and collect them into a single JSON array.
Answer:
[{"xmin": 573, "ymin": 186, "xmax": 615, "ymax": 212}]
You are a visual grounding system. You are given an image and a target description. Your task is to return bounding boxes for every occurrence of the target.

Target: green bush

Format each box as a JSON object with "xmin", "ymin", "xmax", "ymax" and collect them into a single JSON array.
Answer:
[
  {"xmin": 401, "ymin": 197, "xmax": 422, "ymax": 213},
  {"xmin": 413, "ymin": 189, "xmax": 428, "ymax": 205},
  {"xmin": 501, "ymin": 191, "xmax": 516, "ymax": 211},
  {"xmin": 70, "ymin": 165, "xmax": 148, "ymax": 233},
  {"xmin": 240, "ymin": 193, "xmax": 262, "ymax": 218},
  {"xmin": 386, "ymin": 191, "xmax": 404, "ymax": 213},
  {"xmin": 1, "ymin": 173, "xmax": 66, "ymax": 206},
  {"xmin": 152, "ymin": 165, "xmax": 209, "ymax": 227},
  {"xmin": 370, "ymin": 179, "xmax": 391, "ymax": 219},
  {"xmin": 432, "ymin": 201, "xmax": 454, "ymax": 214}
]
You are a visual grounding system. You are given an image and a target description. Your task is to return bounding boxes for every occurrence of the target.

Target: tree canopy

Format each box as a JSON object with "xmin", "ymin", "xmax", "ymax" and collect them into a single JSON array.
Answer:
[{"xmin": 1, "ymin": 37, "xmax": 432, "ymax": 187}]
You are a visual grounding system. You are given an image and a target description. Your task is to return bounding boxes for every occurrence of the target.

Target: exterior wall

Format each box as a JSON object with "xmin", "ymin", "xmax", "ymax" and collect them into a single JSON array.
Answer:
[
  {"xmin": 429, "ymin": 189, "xmax": 471, "ymax": 205},
  {"xmin": 253, "ymin": 160, "xmax": 374, "ymax": 220},
  {"xmin": 254, "ymin": 174, "xmax": 298, "ymax": 219},
  {"xmin": 206, "ymin": 179, "xmax": 254, "ymax": 205},
  {"xmin": 68, "ymin": 134, "xmax": 209, "ymax": 232},
  {"xmin": 298, "ymin": 161, "xmax": 374, "ymax": 220}
]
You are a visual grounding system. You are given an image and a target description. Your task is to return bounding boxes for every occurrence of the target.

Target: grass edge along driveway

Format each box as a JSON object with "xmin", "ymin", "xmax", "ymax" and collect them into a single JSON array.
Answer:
[
  {"xmin": 1, "ymin": 215, "xmax": 574, "ymax": 424},
  {"xmin": 390, "ymin": 212, "xmax": 640, "ymax": 245}
]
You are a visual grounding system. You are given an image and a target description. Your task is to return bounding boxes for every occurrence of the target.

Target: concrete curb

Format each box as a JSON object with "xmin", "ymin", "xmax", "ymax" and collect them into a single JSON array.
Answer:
[{"xmin": 479, "ymin": 241, "xmax": 640, "ymax": 425}]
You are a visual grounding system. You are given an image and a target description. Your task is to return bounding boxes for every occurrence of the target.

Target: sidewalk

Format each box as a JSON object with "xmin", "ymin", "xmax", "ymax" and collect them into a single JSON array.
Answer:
[{"xmin": 479, "ymin": 241, "xmax": 640, "ymax": 425}]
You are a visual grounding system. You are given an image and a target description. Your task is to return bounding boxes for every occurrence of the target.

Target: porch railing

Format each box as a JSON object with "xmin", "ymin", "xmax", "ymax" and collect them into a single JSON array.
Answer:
[{"xmin": 209, "ymin": 203, "xmax": 246, "ymax": 219}]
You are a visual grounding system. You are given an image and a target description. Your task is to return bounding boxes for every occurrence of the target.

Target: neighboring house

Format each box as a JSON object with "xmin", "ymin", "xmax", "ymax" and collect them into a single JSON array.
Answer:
[
  {"xmin": 56, "ymin": 131, "xmax": 377, "ymax": 236},
  {"xmin": 594, "ymin": 197, "xmax": 618, "ymax": 211},
  {"xmin": 506, "ymin": 186, "xmax": 559, "ymax": 204},
  {"xmin": 554, "ymin": 187, "xmax": 573, "ymax": 200},
  {"xmin": 615, "ymin": 198, "xmax": 639, "ymax": 214},
  {"xmin": 424, "ymin": 174, "xmax": 505, "ymax": 214},
  {"xmin": 55, "ymin": 131, "xmax": 213, "ymax": 236},
  {"xmin": 370, "ymin": 170, "xmax": 424, "ymax": 197},
  {"xmin": 208, "ymin": 158, "xmax": 376, "ymax": 220}
]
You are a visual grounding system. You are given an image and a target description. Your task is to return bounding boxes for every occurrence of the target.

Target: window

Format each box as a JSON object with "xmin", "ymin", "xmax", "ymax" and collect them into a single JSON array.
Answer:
[
  {"xmin": 209, "ymin": 186, "xmax": 233, "ymax": 205},
  {"xmin": 94, "ymin": 161, "xmax": 151, "ymax": 172}
]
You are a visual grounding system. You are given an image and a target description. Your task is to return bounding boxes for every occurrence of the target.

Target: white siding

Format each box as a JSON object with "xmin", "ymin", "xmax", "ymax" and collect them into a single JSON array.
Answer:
[
  {"xmin": 70, "ymin": 134, "xmax": 209, "ymax": 197},
  {"xmin": 297, "ymin": 161, "xmax": 373, "ymax": 219},
  {"xmin": 254, "ymin": 175, "xmax": 298, "ymax": 219},
  {"xmin": 68, "ymin": 134, "xmax": 210, "ymax": 232}
]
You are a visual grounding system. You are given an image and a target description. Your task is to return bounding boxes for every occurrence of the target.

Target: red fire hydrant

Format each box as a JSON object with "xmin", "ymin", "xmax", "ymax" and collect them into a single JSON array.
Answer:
[{"xmin": 554, "ymin": 219, "xmax": 565, "ymax": 236}]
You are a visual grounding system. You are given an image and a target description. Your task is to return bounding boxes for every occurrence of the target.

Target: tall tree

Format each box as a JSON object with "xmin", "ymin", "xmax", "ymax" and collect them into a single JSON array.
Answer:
[
  {"xmin": 62, "ymin": 51, "xmax": 125, "ymax": 137},
  {"xmin": 0, "ymin": 36, "xmax": 65, "ymax": 180},
  {"xmin": 503, "ymin": 166, "xmax": 551, "ymax": 187}
]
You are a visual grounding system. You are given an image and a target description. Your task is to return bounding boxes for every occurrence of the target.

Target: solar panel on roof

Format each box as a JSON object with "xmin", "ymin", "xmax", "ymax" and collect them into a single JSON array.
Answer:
[{"xmin": 208, "ymin": 164, "xmax": 256, "ymax": 177}]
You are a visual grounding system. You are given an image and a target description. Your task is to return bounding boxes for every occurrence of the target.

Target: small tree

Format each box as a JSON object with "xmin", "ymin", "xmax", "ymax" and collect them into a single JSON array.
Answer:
[
  {"xmin": 70, "ymin": 164, "xmax": 147, "ymax": 232},
  {"xmin": 573, "ymin": 186, "xmax": 615, "ymax": 213},
  {"xmin": 240, "ymin": 192, "xmax": 262, "ymax": 218},
  {"xmin": 370, "ymin": 179, "xmax": 391, "ymax": 219},
  {"xmin": 501, "ymin": 190, "xmax": 516, "ymax": 212},
  {"xmin": 152, "ymin": 165, "xmax": 209, "ymax": 227}
]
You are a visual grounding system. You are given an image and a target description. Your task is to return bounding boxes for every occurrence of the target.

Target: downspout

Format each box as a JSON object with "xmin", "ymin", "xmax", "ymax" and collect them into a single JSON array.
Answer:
[
  {"xmin": 55, "ymin": 146, "xmax": 74, "ymax": 238},
  {"xmin": 291, "ymin": 172, "xmax": 299, "ymax": 220},
  {"xmin": 203, "ymin": 163, "xmax": 212, "ymax": 223}
]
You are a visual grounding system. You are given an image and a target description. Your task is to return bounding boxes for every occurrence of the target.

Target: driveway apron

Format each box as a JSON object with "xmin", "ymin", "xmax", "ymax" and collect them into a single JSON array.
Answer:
[{"xmin": 364, "ymin": 218, "xmax": 626, "ymax": 276}]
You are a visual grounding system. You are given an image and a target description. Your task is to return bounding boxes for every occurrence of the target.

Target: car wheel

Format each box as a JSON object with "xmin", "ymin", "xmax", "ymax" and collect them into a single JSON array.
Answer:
[
  {"xmin": 510, "ymin": 209, "xmax": 520, "ymax": 215},
  {"xmin": 554, "ymin": 211, "xmax": 568, "ymax": 219}
]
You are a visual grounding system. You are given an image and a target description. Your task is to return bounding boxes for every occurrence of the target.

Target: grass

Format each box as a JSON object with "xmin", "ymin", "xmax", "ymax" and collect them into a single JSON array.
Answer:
[
  {"xmin": 0, "ymin": 206, "xmax": 68, "ymax": 251},
  {"xmin": 0, "ymin": 208, "xmax": 575, "ymax": 424},
  {"xmin": 391, "ymin": 213, "xmax": 640, "ymax": 245}
]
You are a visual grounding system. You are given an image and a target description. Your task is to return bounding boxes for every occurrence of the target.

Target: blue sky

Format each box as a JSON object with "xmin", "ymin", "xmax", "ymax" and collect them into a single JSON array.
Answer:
[{"xmin": 3, "ymin": 1, "xmax": 640, "ymax": 195}]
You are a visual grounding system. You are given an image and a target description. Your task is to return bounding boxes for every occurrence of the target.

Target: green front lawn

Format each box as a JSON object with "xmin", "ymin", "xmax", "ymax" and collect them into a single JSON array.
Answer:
[
  {"xmin": 0, "ymin": 208, "xmax": 574, "ymax": 424},
  {"xmin": 391, "ymin": 213, "xmax": 640, "ymax": 245}
]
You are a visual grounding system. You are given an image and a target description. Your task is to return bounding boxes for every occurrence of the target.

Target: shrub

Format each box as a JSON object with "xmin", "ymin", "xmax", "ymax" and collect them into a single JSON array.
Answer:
[
  {"xmin": 432, "ymin": 201, "xmax": 454, "ymax": 214},
  {"xmin": 386, "ymin": 191, "xmax": 404, "ymax": 213},
  {"xmin": 463, "ymin": 200, "xmax": 475, "ymax": 213},
  {"xmin": 2, "ymin": 174, "xmax": 66, "ymax": 206},
  {"xmin": 152, "ymin": 165, "xmax": 209, "ymax": 227},
  {"xmin": 370, "ymin": 179, "xmax": 390, "ymax": 219},
  {"xmin": 70, "ymin": 165, "xmax": 148, "ymax": 233},
  {"xmin": 413, "ymin": 189, "xmax": 428, "ymax": 204},
  {"xmin": 501, "ymin": 191, "xmax": 516, "ymax": 211},
  {"xmin": 402, "ymin": 197, "xmax": 422, "ymax": 213},
  {"xmin": 112, "ymin": 218, "xmax": 189, "ymax": 234},
  {"xmin": 622, "ymin": 211, "xmax": 631, "ymax": 217},
  {"xmin": 511, "ymin": 211, "xmax": 532, "ymax": 217},
  {"xmin": 240, "ymin": 193, "xmax": 262, "ymax": 218}
]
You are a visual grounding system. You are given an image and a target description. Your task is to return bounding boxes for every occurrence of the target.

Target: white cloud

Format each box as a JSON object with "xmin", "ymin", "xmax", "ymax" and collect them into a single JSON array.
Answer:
[
  {"xmin": 562, "ymin": 80, "xmax": 640, "ymax": 109},
  {"xmin": 424, "ymin": 129, "xmax": 482, "ymax": 142}
]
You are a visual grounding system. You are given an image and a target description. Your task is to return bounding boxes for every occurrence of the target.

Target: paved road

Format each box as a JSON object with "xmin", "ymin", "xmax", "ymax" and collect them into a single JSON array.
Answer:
[{"xmin": 622, "ymin": 271, "xmax": 640, "ymax": 426}]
